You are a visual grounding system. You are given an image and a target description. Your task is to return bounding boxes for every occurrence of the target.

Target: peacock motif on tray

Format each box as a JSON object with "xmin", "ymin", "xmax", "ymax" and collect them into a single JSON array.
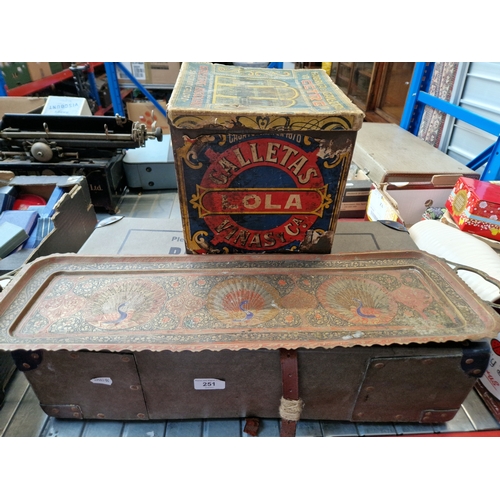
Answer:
[
  {"xmin": 317, "ymin": 276, "xmax": 399, "ymax": 325},
  {"xmin": 206, "ymin": 277, "xmax": 280, "ymax": 326},
  {"xmin": 84, "ymin": 279, "xmax": 166, "ymax": 331}
]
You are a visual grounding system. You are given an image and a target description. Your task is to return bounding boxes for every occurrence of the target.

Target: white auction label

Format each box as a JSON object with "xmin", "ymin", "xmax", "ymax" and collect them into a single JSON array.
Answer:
[
  {"xmin": 90, "ymin": 377, "xmax": 113, "ymax": 386},
  {"xmin": 194, "ymin": 378, "xmax": 226, "ymax": 390}
]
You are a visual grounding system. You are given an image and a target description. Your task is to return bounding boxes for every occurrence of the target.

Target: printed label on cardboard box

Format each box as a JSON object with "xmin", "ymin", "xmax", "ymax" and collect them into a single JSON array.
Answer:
[
  {"xmin": 117, "ymin": 62, "xmax": 147, "ymax": 81},
  {"xmin": 340, "ymin": 201, "xmax": 368, "ymax": 211},
  {"xmin": 42, "ymin": 96, "xmax": 92, "ymax": 116}
]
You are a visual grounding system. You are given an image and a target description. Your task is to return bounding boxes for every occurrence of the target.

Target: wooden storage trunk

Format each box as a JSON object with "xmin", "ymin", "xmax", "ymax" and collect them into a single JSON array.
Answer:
[
  {"xmin": 8, "ymin": 343, "xmax": 491, "ymax": 424},
  {"xmin": 167, "ymin": 62, "xmax": 364, "ymax": 254},
  {"xmin": 0, "ymin": 250, "xmax": 498, "ymax": 431}
]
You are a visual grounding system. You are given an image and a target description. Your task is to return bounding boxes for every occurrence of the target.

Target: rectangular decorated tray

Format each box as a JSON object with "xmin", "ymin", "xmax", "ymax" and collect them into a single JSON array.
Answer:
[{"xmin": 0, "ymin": 251, "xmax": 499, "ymax": 352}]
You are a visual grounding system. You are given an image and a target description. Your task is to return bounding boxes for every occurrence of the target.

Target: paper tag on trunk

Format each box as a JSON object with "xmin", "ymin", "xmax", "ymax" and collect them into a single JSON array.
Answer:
[
  {"xmin": 194, "ymin": 378, "xmax": 225, "ymax": 390},
  {"xmin": 90, "ymin": 377, "xmax": 113, "ymax": 386}
]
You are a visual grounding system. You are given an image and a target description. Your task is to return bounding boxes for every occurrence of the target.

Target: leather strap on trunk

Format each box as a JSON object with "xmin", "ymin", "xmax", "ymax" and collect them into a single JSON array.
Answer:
[{"xmin": 279, "ymin": 348, "xmax": 303, "ymax": 437}]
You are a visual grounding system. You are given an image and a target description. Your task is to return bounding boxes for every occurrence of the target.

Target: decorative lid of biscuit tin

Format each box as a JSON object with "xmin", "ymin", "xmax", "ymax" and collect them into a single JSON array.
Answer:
[{"xmin": 167, "ymin": 63, "xmax": 364, "ymax": 132}]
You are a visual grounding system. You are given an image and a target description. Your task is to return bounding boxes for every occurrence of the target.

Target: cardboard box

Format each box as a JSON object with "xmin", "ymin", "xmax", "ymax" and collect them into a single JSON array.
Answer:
[
  {"xmin": 479, "ymin": 336, "xmax": 500, "ymax": 397},
  {"xmin": 126, "ymin": 100, "xmax": 169, "ymax": 132},
  {"xmin": 49, "ymin": 62, "xmax": 64, "ymax": 74},
  {"xmin": 167, "ymin": 62, "xmax": 364, "ymax": 254},
  {"xmin": 27, "ymin": 62, "xmax": 52, "ymax": 81},
  {"xmin": 148, "ymin": 62, "xmax": 181, "ymax": 85},
  {"xmin": 353, "ymin": 123, "xmax": 479, "ymax": 185},
  {"xmin": 78, "ymin": 217, "xmax": 185, "ymax": 256},
  {"xmin": 0, "ymin": 96, "xmax": 47, "ymax": 117},
  {"xmin": 446, "ymin": 177, "xmax": 500, "ymax": 242},
  {"xmin": 117, "ymin": 62, "xmax": 148, "ymax": 83},
  {"xmin": 117, "ymin": 62, "xmax": 181, "ymax": 86},
  {"xmin": 77, "ymin": 219, "xmax": 419, "ymax": 257},
  {"xmin": 0, "ymin": 62, "xmax": 31, "ymax": 89},
  {"xmin": 0, "ymin": 173, "xmax": 97, "ymax": 275}
]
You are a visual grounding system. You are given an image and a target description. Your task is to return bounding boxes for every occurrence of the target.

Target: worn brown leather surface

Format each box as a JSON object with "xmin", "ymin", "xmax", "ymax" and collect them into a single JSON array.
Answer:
[
  {"xmin": 22, "ymin": 350, "xmax": 147, "ymax": 420},
  {"xmin": 18, "ymin": 342, "xmax": 488, "ymax": 423},
  {"xmin": 135, "ymin": 349, "xmax": 283, "ymax": 420}
]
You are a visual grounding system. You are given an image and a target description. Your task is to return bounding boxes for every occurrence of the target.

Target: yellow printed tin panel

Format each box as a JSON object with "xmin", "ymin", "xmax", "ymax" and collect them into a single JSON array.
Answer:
[{"xmin": 167, "ymin": 63, "xmax": 364, "ymax": 132}]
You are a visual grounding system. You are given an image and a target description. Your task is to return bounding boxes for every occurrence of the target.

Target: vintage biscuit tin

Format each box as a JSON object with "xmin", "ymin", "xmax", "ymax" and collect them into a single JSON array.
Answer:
[
  {"xmin": 167, "ymin": 62, "xmax": 364, "ymax": 254},
  {"xmin": 446, "ymin": 176, "xmax": 500, "ymax": 242}
]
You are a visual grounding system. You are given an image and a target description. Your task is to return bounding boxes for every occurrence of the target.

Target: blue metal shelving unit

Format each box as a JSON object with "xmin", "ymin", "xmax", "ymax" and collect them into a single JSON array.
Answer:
[
  {"xmin": 401, "ymin": 62, "xmax": 500, "ymax": 181},
  {"xmin": 104, "ymin": 62, "xmax": 168, "ymax": 120}
]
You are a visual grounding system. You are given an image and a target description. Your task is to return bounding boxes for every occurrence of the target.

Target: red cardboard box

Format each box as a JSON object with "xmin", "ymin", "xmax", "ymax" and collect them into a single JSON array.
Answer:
[{"xmin": 446, "ymin": 177, "xmax": 500, "ymax": 242}]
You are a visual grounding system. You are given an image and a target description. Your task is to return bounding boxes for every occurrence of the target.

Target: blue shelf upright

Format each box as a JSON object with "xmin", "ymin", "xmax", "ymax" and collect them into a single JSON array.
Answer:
[
  {"xmin": 0, "ymin": 71, "xmax": 8, "ymax": 96},
  {"xmin": 104, "ymin": 62, "xmax": 168, "ymax": 120},
  {"xmin": 401, "ymin": 62, "xmax": 500, "ymax": 181}
]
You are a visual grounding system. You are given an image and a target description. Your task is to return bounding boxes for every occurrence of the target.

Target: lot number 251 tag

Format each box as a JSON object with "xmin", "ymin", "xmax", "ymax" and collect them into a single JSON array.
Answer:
[{"xmin": 194, "ymin": 378, "xmax": 226, "ymax": 390}]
